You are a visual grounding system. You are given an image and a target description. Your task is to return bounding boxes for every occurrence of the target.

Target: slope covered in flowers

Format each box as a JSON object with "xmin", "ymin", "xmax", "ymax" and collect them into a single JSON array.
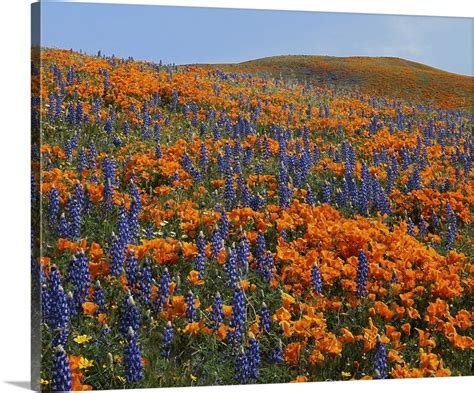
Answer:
[
  {"xmin": 215, "ymin": 55, "xmax": 474, "ymax": 112},
  {"xmin": 32, "ymin": 48, "xmax": 473, "ymax": 391}
]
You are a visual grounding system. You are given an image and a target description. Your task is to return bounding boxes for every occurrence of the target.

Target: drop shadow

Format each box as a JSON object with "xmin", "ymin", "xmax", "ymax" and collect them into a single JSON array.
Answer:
[{"xmin": 4, "ymin": 381, "xmax": 31, "ymax": 390}]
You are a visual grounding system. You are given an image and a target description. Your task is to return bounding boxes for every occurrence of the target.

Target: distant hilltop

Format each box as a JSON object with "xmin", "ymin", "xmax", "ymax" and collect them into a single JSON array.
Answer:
[{"xmin": 200, "ymin": 55, "xmax": 474, "ymax": 111}]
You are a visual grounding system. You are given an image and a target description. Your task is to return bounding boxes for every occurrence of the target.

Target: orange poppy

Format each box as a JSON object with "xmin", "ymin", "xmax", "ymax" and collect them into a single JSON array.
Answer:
[
  {"xmin": 82, "ymin": 302, "xmax": 99, "ymax": 316},
  {"xmin": 187, "ymin": 270, "xmax": 205, "ymax": 285},
  {"xmin": 284, "ymin": 342, "xmax": 305, "ymax": 365}
]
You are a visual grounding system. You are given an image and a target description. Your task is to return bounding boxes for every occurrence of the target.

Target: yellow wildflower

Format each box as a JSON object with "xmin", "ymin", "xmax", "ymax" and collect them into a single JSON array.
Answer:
[
  {"xmin": 78, "ymin": 357, "xmax": 94, "ymax": 369},
  {"xmin": 73, "ymin": 335, "xmax": 92, "ymax": 344}
]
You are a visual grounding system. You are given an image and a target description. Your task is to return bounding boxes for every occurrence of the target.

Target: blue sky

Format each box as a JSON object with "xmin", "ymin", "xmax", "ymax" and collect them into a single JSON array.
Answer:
[{"xmin": 38, "ymin": 2, "xmax": 473, "ymax": 75}]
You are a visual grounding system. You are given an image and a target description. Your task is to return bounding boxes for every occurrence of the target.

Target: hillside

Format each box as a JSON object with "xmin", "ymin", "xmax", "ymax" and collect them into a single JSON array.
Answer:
[
  {"xmin": 33, "ymin": 48, "xmax": 473, "ymax": 390},
  {"xmin": 207, "ymin": 55, "xmax": 474, "ymax": 111}
]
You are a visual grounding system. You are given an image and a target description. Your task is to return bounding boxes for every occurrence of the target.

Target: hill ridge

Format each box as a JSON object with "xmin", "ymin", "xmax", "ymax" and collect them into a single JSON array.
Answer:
[{"xmin": 203, "ymin": 55, "xmax": 474, "ymax": 111}]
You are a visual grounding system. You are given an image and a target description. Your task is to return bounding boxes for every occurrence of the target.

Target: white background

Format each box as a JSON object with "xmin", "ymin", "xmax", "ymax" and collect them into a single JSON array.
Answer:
[{"xmin": 0, "ymin": 1, "xmax": 472, "ymax": 392}]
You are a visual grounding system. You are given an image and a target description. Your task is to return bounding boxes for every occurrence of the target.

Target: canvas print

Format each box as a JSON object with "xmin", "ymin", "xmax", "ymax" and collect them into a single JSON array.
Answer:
[{"xmin": 31, "ymin": 2, "xmax": 473, "ymax": 391}]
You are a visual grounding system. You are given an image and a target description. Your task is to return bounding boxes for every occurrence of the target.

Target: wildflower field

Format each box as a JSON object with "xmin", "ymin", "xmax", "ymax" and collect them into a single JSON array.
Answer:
[{"xmin": 31, "ymin": 48, "xmax": 473, "ymax": 391}]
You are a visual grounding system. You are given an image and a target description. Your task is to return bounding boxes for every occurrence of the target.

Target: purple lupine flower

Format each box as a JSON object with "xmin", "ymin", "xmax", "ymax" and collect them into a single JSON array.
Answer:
[
  {"xmin": 210, "ymin": 226, "xmax": 222, "ymax": 260},
  {"xmin": 199, "ymin": 122, "xmax": 206, "ymax": 138},
  {"xmin": 406, "ymin": 167, "xmax": 421, "ymax": 192},
  {"xmin": 257, "ymin": 251, "xmax": 273, "ymax": 282},
  {"xmin": 196, "ymin": 231, "xmax": 206, "ymax": 257},
  {"xmin": 445, "ymin": 223, "xmax": 456, "ymax": 250},
  {"xmin": 104, "ymin": 117, "xmax": 113, "ymax": 135},
  {"xmin": 75, "ymin": 101, "xmax": 83, "ymax": 125},
  {"xmin": 255, "ymin": 231, "xmax": 266, "ymax": 262},
  {"xmin": 209, "ymin": 292, "xmax": 224, "ymax": 331},
  {"xmin": 126, "ymin": 250, "xmax": 138, "ymax": 288},
  {"xmin": 123, "ymin": 121, "xmax": 130, "ymax": 136},
  {"xmin": 182, "ymin": 152, "xmax": 192, "ymax": 172},
  {"xmin": 224, "ymin": 172, "xmax": 237, "ymax": 210},
  {"xmin": 120, "ymin": 294, "xmax": 140, "ymax": 336},
  {"xmin": 117, "ymin": 202, "xmax": 131, "ymax": 247},
  {"xmin": 48, "ymin": 264, "xmax": 62, "ymax": 294},
  {"xmin": 102, "ymin": 156, "xmax": 116, "ymax": 194},
  {"xmin": 145, "ymin": 224, "xmax": 155, "ymax": 240},
  {"xmin": 155, "ymin": 268, "xmax": 171, "ymax": 311},
  {"xmin": 259, "ymin": 302, "xmax": 270, "ymax": 332},
  {"xmin": 66, "ymin": 291, "xmax": 76, "ymax": 318},
  {"xmin": 235, "ymin": 347, "xmax": 250, "ymax": 384},
  {"xmin": 225, "ymin": 246, "xmax": 239, "ymax": 288},
  {"xmin": 250, "ymin": 192, "xmax": 265, "ymax": 211},
  {"xmin": 155, "ymin": 143, "xmax": 162, "ymax": 159},
  {"xmin": 311, "ymin": 261, "xmax": 323, "ymax": 294},
  {"xmin": 356, "ymin": 250, "xmax": 369, "ymax": 297},
  {"xmin": 185, "ymin": 290, "xmax": 198, "ymax": 323},
  {"xmin": 236, "ymin": 233, "xmax": 250, "ymax": 270},
  {"xmin": 48, "ymin": 93, "xmax": 56, "ymax": 122},
  {"xmin": 120, "ymin": 293, "xmax": 140, "ymax": 336},
  {"xmin": 230, "ymin": 286, "xmax": 246, "ymax": 343},
  {"xmin": 48, "ymin": 187, "xmax": 60, "ymax": 233},
  {"xmin": 346, "ymin": 175, "xmax": 359, "ymax": 208},
  {"xmin": 154, "ymin": 123, "xmax": 161, "ymax": 143},
  {"xmin": 51, "ymin": 345, "xmax": 72, "ymax": 392},
  {"xmin": 77, "ymin": 148, "xmax": 87, "ymax": 175},
  {"xmin": 200, "ymin": 142, "xmax": 209, "ymax": 172},
  {"xmin": 219, "ymin": 210, "xmax": 229, "ymax": 240},
  {"xmin": 376, "ymin": 188, "xmax": 391, "ymax": 217},
  {"xmin": 103, "ymin": 69, "xmax": 110, "ymax": 95},
  {"xmin": 72, "ymin": 181, "xmax": 84, "ymax": 211},
  {"xmin": 110, "ymin": 233, "xmax": 125, "ymax": 277},
  {"xmin": 71, "ymin": 130, "xmax": 79, "ymax": 149},
  {"xmin": 322, "ymin": 181, "xmax": 332, "ymax": 205},
  {"xmin": 268, "ymin": 340, "xmax": 284, "ymax": 363},
  {"xmin": 161, "ymin": 321, "xmax": 174, "ymax": 359},
  {"xmin": 41, "ymin": 281, "xmax": 51, "ymax": 324},
  {"xmin": 93, "ymin": 280, "xmax": 105, "ymax": 313},
  {"xmin": 237, "ymin": 174, "xmax": 251, "ymax": 207},
  {"xmin": 243, "ymin": 146, "xmax": 252, "ymax": 166},
  {"xmin": 67, "ymin": 194, "xmax": 81, "ymax": 241},
  {"xmin": 194, "ymin": 253, "xmax": 206, "ymax": 279},
  {"xmin": 67, "ymin": 250, "xmax": 91, "ymax": 311},
  {"xmin": 102, "ymin": 175, "xmax": 114, "ymax": 210},
  {"xmin": 358, "ymin": 181, "xmax": 369, "ymax": 216},
  {"xmin": 445, "ymin": 203, "xmax": 457, "ymax": 250},
  {"xmin": 223, "ymin": 143, "xmax": 232, "ymax": 170},
  {"xmin": 138, "ymin": 260, "xmax": 152, "ymax": 305},
  {"xmin": 87, "ymin": 142, "xmax": 97, "ymax": 171},
  {"xmin": 324, "ymin": 104, "xmax": 330, "ymax": 118},
  {"xmin": 278, "ymin": 163, "xmax": 291, "ymax": 209},
  {"xmin": 64, "ymin": 139, "xmax": 72, "ymax": 162},
  {"xmin": 49, "ymin": 283, "xmax": 70, "ymax": 347},
  {"xmin": 246, "ymin": 336, "xmax": 260, "ymax": 382},
  {"xmin": 124, "ymin": 327, "xmax": 144, "ymax": 383},
  {"xmin": 335, "ymin": 188, "xmax": 347, "ymax": 208},
  {"xmin": 263, "ymin": 137, "xmax": 271, "ymax": 160},
  {"xmin": 374, "ymin": 336, "xmax": 388, "ymax": 379},
  {"xmin": 313, "ymin": 144, "xmax": 320, "ymax": 166},
  {"xmin": 213, "ymin": 124, "xmax": 221, "ymax": 141}
]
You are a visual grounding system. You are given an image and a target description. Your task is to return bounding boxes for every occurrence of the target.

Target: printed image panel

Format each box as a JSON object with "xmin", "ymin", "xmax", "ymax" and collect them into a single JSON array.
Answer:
[{"xmin": 31, "ymin": 2, "xmax": 473, "ymax": 391}]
